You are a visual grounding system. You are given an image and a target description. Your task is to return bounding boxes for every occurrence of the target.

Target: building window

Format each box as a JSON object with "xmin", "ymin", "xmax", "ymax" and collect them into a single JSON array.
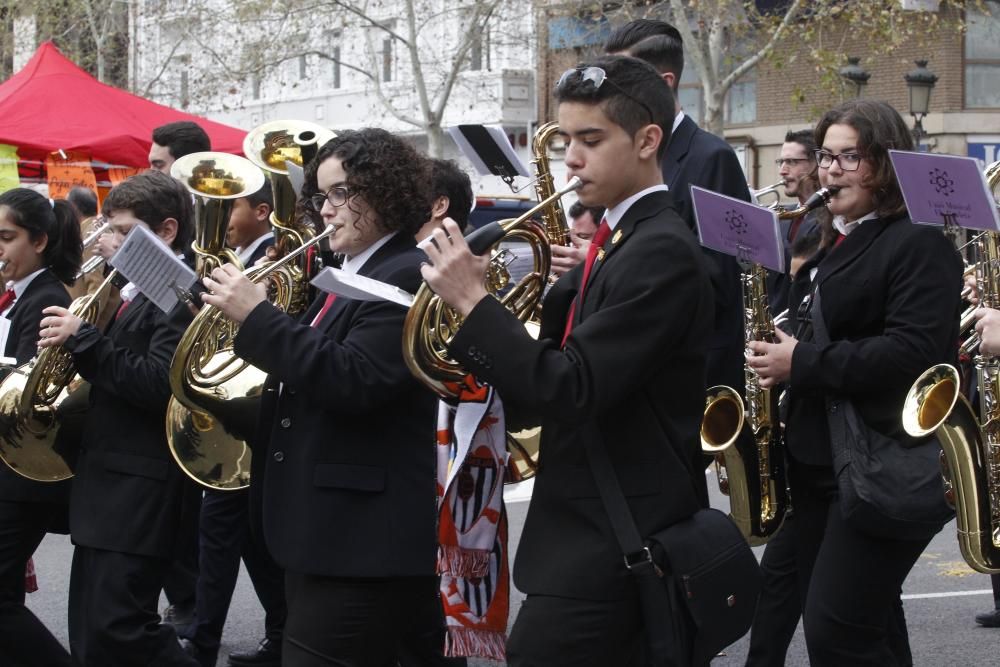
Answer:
[
  {"xmin": 252, "ymin": 73, "xmax": 262, "ymax": 100},
  {"xmin": 382, "ymin": 35, "xmax": 393, "ymax": 82},
  {"xmin": 174, "ymin": 54, "xmax": 190, "ymax": 108},
  {"xmin": 726, "ymin": 75, "xmax": 756, "ymax": 125},
  {"xmin": 299, "ymin": 53, "xmax": 308, "ymax": 80},
  {"xmin": 325, "ymin": 30, "xmax": 342, "ymax": 89},
  {"xmin": 966, "ymin": 0, "xmax": 1000, "ymax": 108}
]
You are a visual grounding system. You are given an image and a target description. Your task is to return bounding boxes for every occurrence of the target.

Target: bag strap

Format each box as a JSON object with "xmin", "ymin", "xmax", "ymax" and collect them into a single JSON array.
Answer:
[
  {"xmin": 581, "ymin": 434, "xmax": 678, "ymax": 664},
  {"xmin": 808, "ymin": 286, "xmax": 831, "ymax": 346}
]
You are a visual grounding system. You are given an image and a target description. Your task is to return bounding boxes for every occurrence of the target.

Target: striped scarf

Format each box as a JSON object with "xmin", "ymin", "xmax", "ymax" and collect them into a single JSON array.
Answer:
[{"xmin": 436, "ymin": 376, "xmax": 510, "ymax": 661}]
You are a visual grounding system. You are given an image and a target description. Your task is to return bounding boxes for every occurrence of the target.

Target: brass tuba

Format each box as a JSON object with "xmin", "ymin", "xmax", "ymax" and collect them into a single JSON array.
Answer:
[
  {"xmin": 165, "ymin": 123, "xmax": 334, "ymax": 491},
  {"xmin": 702, "ymin": 186, "xmax": 838, "ymax": 544},
  {"xmin": 901, "ymin": 161, "xmax": 1000, "ymax": 573},
  {"xmin": 0, "ymin": 268, "xmax": 120, "ymax": 481},
  {"xmin": 403, "ymin": 155, "xmax": 581, "ymax": 484}
]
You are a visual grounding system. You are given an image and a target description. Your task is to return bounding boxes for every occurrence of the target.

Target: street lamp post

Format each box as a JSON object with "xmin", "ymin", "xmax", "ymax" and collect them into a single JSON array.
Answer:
[
  {"xmin": 904, "ymin": 59, "xmax": 938, "ymax": 147},
  {"xmin": 839, "ymin": 56, "xmax": 871, "ymax": 99}
]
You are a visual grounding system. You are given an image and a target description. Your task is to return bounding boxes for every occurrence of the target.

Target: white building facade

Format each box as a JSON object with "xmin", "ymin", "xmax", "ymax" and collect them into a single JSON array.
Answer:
[{"xmin": 132, "ymin": 0, "xmax": 541, "ymax": 193}]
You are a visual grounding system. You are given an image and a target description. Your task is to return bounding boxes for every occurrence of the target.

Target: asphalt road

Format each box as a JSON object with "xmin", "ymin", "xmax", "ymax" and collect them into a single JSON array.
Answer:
[{"xmin": 24, "ymin": 473, "xmax": 1000, "ymax": 665}]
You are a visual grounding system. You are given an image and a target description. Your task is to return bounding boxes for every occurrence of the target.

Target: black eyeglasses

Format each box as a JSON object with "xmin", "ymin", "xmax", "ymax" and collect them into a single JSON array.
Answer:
[
  {"xmin": 310, "ymin": 186, "xmax": 351, "ymax": 211},
  {"xmin": 774, "ymin": 157, "xmax": 812, "ymax": 167},
  {"xmin": 814, "ymin": 150, "xmax": 864, "ymax": 171},
  {"xmin": 556, "ymin": 66, "xmax": 655, "ymax": 125}
]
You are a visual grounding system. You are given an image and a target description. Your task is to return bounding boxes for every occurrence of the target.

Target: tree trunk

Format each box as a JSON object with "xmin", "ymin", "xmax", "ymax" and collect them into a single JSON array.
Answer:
[
  {"xmin": 426, "ymin": 123, "xmax": 445, "ymax": 158},
  {"xmin": 702, "ymin": 87, "xmax": 726, "ymax": 138}
]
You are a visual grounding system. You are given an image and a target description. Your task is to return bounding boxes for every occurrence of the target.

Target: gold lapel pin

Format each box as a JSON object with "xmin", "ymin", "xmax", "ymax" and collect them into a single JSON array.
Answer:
[
  {"xmin": 597, "ymin": 248, "xmax": 606, "ymax": 261},
  {"xmin": 611, "ymin": 229, "xmax": 623, "ymax": 244}
]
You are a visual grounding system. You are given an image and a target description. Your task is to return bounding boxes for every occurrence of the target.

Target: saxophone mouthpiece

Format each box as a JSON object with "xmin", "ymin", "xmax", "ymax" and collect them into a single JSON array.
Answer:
[{"xmin": 804, "ymin": 186, "xmax": 841, "ymax": 212}]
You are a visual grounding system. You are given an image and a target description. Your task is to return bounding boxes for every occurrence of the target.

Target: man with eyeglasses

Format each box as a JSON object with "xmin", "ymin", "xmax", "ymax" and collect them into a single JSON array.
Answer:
[{"xmin": 421, "ymin": 55, "xmax": 712, "ymax": 666}]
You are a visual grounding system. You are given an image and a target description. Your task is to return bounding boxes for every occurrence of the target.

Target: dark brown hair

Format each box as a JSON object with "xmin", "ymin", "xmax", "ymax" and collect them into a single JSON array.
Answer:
[
  {"xmin": 304, "ymin": 129, "xmax": 431, "ymax": 236},
  {"xmin": 814, "ymin": 100, "xmax": 913, "ymax": 219},
  {"xmin": 102, "ymin": 170, "xmax": 194, "ymax": 251},
  {"xmin": 0, "ymin": 189, "xmax": 83, "ymax": 284}
]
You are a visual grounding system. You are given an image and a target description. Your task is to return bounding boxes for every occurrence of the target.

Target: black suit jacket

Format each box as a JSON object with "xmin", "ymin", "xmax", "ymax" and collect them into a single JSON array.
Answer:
[
  {"xmin": 786, "ymin": 215, "xmax": 961, "ymax": 465},
  {"xmin": 0, "ymin": 270, "xmax": 71, "ymax": 504},
  {"xmin": 243, "ymin": 236, "xmax": 275, "ymax": 268},
  {"xmin": 233, "ymin": 233, "xmax": 438, "ymax": 578},
  {"xmin": 451, "ymin": 190, "xmax": 713, "ymax": 600},
  {"xmin": 64, "ymin": 294, "xmax": 199, "ymax": 558},
  {"xmin": 663, "ymin": 115, "xmax": 751, "ymax": 392}
]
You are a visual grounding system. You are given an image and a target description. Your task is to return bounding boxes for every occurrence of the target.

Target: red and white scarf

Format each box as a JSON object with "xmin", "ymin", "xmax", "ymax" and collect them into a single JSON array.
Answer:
[{"xmin": 436, "ymin": 376, "xmax": 510, "ymax": 661}]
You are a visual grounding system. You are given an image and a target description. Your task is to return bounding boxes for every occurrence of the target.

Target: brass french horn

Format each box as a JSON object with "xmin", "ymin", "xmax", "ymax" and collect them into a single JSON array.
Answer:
[
  {"xmin": 166, "ymin": 123, "xmax": 334, "ymax": 491},
  {"xmin": 403, "ymin": 175, "xmax": 581, "ymax": 483},
  {"xmin": 0, "ymin": 268, "xmax": 120, "ymax": 481}
]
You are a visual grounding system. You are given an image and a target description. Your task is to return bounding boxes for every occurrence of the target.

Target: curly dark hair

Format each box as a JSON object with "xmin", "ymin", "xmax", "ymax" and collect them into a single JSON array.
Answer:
[
  {"xmin": 815, "ymin": 100, "xmax": 914, "ymax": 219},
  {"xmin": 304, "ymin": 129, "xmax": 431, "ymax": 237}
]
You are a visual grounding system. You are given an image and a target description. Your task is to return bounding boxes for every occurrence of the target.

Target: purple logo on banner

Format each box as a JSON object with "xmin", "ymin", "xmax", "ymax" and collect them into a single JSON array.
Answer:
[
  {"xmin": 889, "ymin": 150, "xmax": 1000, "ymax": 231},
  {"xmin": 691, "ymin": 186, "xmax": 784, "ymax": 272}
]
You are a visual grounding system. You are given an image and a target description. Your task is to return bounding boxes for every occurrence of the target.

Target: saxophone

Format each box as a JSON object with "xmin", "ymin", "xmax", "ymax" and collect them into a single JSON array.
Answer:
[
  {"xmin": 903, "ymin": 225, "xmax": 1000, "ymax": 573},
  {"xmin": 701, "ymin": 186, "xmax": 838, "ymax": 544},
  {"xmin": 531, "ymin": 121, "xmax": 569, "ymax": 246}
]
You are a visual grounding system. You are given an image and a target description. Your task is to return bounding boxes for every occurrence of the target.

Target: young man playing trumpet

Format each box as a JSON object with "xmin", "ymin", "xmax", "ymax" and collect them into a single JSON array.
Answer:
[{"xmin": 421, "ymin": 55, "xmax": 713, "ymax": 665}]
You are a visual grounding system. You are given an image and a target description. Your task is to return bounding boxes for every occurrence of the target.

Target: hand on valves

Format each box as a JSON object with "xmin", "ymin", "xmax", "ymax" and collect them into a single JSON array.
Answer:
[
  {"xmin": 975, "ymin": 308, "xmax": 1000, "ymax": 357},
  {"xmin": 201, "ymin": 264, "xmax": 268, "ymax": 324},
  {"xmin": 37, "ymin": 307, "xmax": 83, "ymax": 348},
  {"xmin": 747, "ymin": 328, "xmax": 798, "ymax": 389},
  {"xmin": 550, "ymin": 229, "xmax": 591, "ymax": 279},
  {"xmin": 420, "ymin": 219, "xmax": 490, "ymax": 317}
]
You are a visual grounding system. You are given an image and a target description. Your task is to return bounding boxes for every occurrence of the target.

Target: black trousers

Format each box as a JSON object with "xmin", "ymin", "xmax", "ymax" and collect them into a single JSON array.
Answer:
[
  {"xmin": 0, "ymin": 501, "xmax": 71, "ymax": 667},
  {"xmin": 789, "ymin": 462, "xmax": 931, "ymax": 667},
  {"xmin": 162, "ymin": 489, "xmax": 201, "ymax": 611},
  {"xmin": 745, "ymin": 516, "xmax": 800, "ymax": 667},
  {"xmin": 181, "ymin": 488, "xmax": 286, "ymax": 652},
  {"xmin": 68, "ymin": 545, "xmax": 199, "ymax": 667},
  {"xmin": 507, "ymin": 592, "xmax": 645, "ymax": 667},
  {"xmin": 282, "ymin": 572, "xmax": 456, "ymax": 667}
]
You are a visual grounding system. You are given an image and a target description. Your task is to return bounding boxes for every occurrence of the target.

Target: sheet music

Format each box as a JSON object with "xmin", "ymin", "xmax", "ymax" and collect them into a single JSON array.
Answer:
[
  {"xmin": 448, "ymin": 125, "xmax": 531, "ymax": 178},
  {"xmin": 310, "ymin": 267, "xmax": 414, "ymax": 308},
  {"xmin": 108, "ymin": 224, "xmax": 197, "ymax": 313}
]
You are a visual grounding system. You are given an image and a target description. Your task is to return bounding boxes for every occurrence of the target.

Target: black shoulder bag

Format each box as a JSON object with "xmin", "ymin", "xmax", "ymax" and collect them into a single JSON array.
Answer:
[
  {"xmin": 582, "ymin": 435, "xmax": 761, "ymax": 666},
  {"xmin": 809, "ymin": 289, "xmax": 953, "ymax": 540}
]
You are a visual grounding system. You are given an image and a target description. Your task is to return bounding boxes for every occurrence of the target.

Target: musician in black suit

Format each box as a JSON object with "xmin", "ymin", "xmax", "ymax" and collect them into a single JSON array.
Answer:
[
  {"xmin": 0, "ymin": 189, "xmax": 82, "ymax": 667},
  {"xmin": 605, "ymin": 19, "xmax": 750, "ymax": 394},
  {"xmin": 202, "ymin": 129, "xmax": 451, "ymax": 666},
  {"xmin": 422, "ymin": 55, "xmax": 713, "ymax": 666},
  {"xmin": 179, "ymin": 180, "xmax": 286, "ymax": 667},
  {"xmin": 40, "ymin": 170, "xmax": 200, "ymax": 666},
  {"xmin": 748, "ymin": 100, "xmax": 961, "ymax": 665}
]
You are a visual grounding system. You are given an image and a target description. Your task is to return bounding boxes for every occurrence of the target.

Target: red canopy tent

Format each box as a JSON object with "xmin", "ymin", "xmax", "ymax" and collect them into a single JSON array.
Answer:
[{"xmin": 0, "ymin": 41, "xmax": 245, "ymax": 178}]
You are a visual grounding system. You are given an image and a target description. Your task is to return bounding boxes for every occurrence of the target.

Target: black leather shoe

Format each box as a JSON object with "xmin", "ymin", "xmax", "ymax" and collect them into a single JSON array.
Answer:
[
  {"xmin": 179, "ymin": 638, "xmax": 218, "ymax": 667},
  {"xmin": 227, "ymin": 638, "xmax": 282, "ymax": 667},
  {"xmin": 975, "ymin": 608, "xmax": 1000, "ymax": 627}
]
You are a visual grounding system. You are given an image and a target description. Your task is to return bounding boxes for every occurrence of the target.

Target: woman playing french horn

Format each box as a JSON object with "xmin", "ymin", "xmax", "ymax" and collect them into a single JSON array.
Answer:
[
  {"xmin": 747, "ymin": 99, "xmax": 961, "ymax": 665},
  {"xmin": 0, "ymin": 188, "xmax": 82, "ymax": 667}
]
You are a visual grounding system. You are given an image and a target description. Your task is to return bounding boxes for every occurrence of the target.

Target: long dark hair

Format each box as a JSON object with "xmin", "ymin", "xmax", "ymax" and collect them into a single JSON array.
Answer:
[
  {"xmin": 815, "ymin": 100, "xmax": 913, "ymax": 219},
  {"xmin": 0, "ymin": 188, "xmax": 83, "ymax": 284}
]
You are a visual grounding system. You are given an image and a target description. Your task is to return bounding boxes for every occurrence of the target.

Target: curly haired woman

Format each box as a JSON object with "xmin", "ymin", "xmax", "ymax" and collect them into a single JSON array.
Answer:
[{"xmin": 200, "ymin": 129, "xmax": 459, "ymax": 666}]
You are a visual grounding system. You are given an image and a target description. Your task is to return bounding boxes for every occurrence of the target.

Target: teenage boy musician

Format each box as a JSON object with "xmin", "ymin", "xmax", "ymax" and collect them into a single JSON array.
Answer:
[
  {"xmin": 421, "ymin": 55, "xmax": 713, "ymax": 666},
  {"xmin": 39, "ymin": 170, "xmax": 201, "ymax": 667}
]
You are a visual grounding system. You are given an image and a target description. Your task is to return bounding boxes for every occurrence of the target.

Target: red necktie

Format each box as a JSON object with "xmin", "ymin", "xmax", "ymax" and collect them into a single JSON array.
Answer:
[
  {"xmin": 0, "ymin": 289, "xmax": 15, "ymax": 312},
  {"xmin": 114, "ymin": 299, "xmax": 132, "ymax": 321},
  {"xmin": 562, "ymin": 220, "xmax": 612, "ymax": 347},
  {"xmin": 310, "ymin": 293, "xmax": 337, "ymax": 327},
  {"xmin": 834, "ymin": 232, "xmax": 847, "ymax": 248}
]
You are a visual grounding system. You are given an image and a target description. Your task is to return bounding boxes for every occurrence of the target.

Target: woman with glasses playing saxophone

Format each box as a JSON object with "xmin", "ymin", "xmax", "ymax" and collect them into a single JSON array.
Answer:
[
  {"xmin": 747, "ymin": 99, "xmax": 961, "ymax": 666},
  {"xmin": 0, "ymin": 188, "xmax": 82, "ymax": 667}
]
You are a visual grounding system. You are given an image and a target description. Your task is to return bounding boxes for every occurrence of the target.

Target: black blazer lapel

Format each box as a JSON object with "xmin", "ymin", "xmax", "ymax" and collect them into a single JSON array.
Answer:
[
  {"xmin": 108, "ymin": 293, "xmax": 147, "ymax": 334},
  {"xmin": 815, "ymin": 217, "xmax": 897, "ymax": 287},
  {"xmin": 584, "ymin": 190, "xmax": 671, "ymax": 294},
  {"xmin": 662, "ymin": 116, "xmax": 696, "ymax": 188}
]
